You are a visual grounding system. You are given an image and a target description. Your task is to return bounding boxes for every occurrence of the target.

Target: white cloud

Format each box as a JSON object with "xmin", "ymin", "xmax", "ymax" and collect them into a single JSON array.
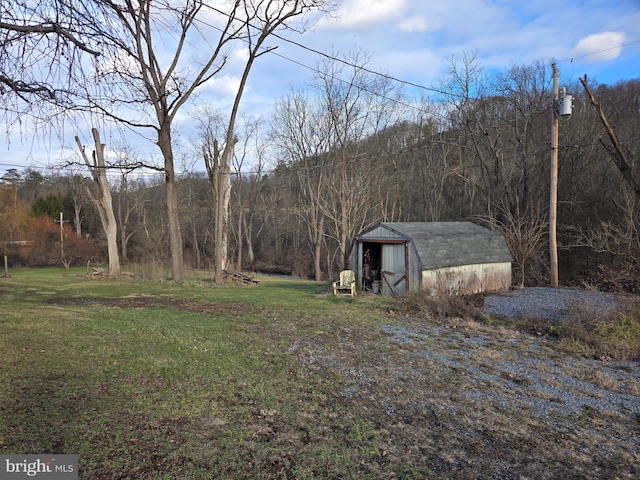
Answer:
[
  {"xmin": 327, "ymin": 0, "xmax": 407, "ymax": 29},
  {"xmin": 574, "ymin": 31, "xmax": 626, "ymax": 62},
  {"xmin": 95, "ymin": 51, "xmax": 141, "ymax": 78},
  {"xmin": 202, "ymin": 74, "xmax": 242, "ymax": 98},
  {"xmin": 230, "ymin": 46, "xmax": 250, "ymax": 65},
  {"xmin": 398, "ymin": 15, "xmax": 429, "ymax": 33}
]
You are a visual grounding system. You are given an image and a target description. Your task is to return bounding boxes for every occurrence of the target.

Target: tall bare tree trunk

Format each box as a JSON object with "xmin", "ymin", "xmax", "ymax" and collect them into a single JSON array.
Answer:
[
  {"xmin": 73, "ymin": 203, "xmax": 82, "ymax": 238},
  {"xmin": 236, "ymin": 208, "xmax": 243, "ymax": 270},
  {"xmin": 116, "ymin": 174, "xmax": 133, "ymax": 264},
  {"xmin": 315, "ymin": 216, "xmax": 325, "ymax": 281},
  {"xmin": 243, "ymin": 213, "xmax": 255, "ymax": 268},
  {"xmin": 158, "ymin": 127, "xmax": 184, "ymax": 283},
  {"xmin": 214, "ymin": 142, "xmax": 236, "ymax": 283},
  {"xmin": 76, "ymin": 128, "xmax": 120, "ymax": 278}
]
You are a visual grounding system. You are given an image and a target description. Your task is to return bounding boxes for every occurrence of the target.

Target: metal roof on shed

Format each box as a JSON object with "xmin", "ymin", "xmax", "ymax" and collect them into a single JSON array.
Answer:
[{"xmin": 359, "ymin": 221, "xmax": 512, "ymax": 270}]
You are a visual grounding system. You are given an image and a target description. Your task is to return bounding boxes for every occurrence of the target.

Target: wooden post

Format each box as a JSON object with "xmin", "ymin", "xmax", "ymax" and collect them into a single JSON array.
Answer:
[
  {"xmin": 549, "ymin": 64, "xmax": 559, "ymax": 287},
  {"xmin": 60, "ymin": 211, "xmax": 65, "ymax": 265}
]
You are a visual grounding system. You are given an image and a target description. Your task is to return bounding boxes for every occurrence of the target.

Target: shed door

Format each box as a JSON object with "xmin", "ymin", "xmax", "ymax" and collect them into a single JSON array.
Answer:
[{"xmin": 381, "ymin": 243, "xmax": 407, "ymax": 296}]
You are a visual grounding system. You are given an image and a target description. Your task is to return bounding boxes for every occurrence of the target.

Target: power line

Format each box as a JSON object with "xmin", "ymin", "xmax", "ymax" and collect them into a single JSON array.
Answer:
[
  {"xmin": 274, "ymin": 30, "xmax": 640, "ymax": 96},
  {"xmin": 268, "ymin": 30, "xmax": 456, "ymax": 99},
  {"xmin": 197, "ymin": 4, "xmax": 460, "ymax": 102},
  {"xmin": 197, "ymin": 3, "xmax": 640, "ymax": 119},
  {"xmin": 556, "ymin": 39, "xmax": 640, "ymax": 66}
]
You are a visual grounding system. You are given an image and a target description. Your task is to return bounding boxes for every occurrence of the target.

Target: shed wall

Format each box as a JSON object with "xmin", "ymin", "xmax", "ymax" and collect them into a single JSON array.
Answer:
[
  {"xmin": 407, "ymin": 241, "xmax": 422, "ymax": 293},
  {"xmin": 421, "ymin": 262, "xmax": 512, "ymax": 295}
]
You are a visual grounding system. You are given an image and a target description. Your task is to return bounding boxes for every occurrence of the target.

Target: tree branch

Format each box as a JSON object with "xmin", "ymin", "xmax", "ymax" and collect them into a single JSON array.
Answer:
[
  {"xmin": 0, "ymin": 21, "xmax": 101, "ymax": 56},
  {"xmin": 580, "ymin": 75, "xmax": 640, "ymax": 200}
]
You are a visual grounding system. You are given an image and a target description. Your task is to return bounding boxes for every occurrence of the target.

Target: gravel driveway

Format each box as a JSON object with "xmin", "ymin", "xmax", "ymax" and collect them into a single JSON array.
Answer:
[
  {"xmin": 289, "ymin": 287, "xmax": 640, "ymax": 478},
  {"xmin": 483, "ymin": 286, "xmax": 623, "ymax": 321}
]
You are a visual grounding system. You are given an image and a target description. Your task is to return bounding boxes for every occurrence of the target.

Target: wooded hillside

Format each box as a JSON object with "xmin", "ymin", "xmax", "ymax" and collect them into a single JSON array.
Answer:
[{"xmin": 1, "ymin": 62, "xmax": 639, "ymax": 287}]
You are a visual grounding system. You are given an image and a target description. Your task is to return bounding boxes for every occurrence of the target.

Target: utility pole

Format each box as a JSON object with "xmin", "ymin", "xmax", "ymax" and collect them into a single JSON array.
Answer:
[
  {"xmin": 549, "ymin": 63, "xmax": 573, "ymax": 287},
  {"xmin": 549, "ymin": 64, "xmax": 559, "ymax": 287}
]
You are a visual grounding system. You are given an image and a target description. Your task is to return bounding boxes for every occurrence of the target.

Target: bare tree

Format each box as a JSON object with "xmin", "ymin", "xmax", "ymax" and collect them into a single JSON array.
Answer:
[
  {"xmin": 208, "ymin": 1, "xmax": 336, "ymax": 283},
  {"xmin": 115, "ymin": 171, "xmax": 140, "ymax": 264},
  {"xmin": 415, "ymin": 115, "xmax": 460, "ymax": 221},
  {"xmin": 314, "ymin": 50, "xmax": 403, "ymax": 271},
  {"xmin": 230, "ymin": 116, "xmax": 265, "ymax": 270},
  {"xmin": 196, "ymin": 106, "xmax": 236, "ymax": 279},
  {"xmin": 494, "ymin": 62, "xmax": 550, "ymax": 213},
  {"xmin": 0, "ymin": 0, "xmax": 104, "ymax": 122},
  {"xmin": 75, "ymin": 128, "xmax": 120, "ymax": 277},
  {"xmin": 476, "ymin": 201, "xmax": 547, "ymax": 287},
  {"xmin": 580, "ymin": 75, "xmax": 640, "ymax": 200},
  {"xmin": 439, "ymin": 52, "xmax": 512, "ymax": 218},
  {"xmin": 272, "ymin": 88, "xmax": 330, "ymax": 280},
  {"xmin": 240, "ymin": 170, "xmax": 267, "ymax": 271},
  {"xmin": 83, "ymin": 0, "xmax": 332, "ymax": 283},
  {"xmin": 271, "ymin": 51, "xmax": 405, "ymax": 277}
]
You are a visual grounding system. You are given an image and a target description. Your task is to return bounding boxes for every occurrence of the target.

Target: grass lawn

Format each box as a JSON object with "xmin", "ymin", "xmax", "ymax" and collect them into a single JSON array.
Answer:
[
  {"xmin": 1, "ymin": 267, "xmax": 639, "ymax": 479},
  {"xmin": 0, "ymin": 268, "xmax": 385, "ymax": 479}
]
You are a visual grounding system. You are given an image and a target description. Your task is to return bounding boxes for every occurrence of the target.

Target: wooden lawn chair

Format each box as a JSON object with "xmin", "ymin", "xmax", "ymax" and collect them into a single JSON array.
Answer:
[{"xmin": 333, "ymin": 270, "xmax": 356, "ymax": 296}]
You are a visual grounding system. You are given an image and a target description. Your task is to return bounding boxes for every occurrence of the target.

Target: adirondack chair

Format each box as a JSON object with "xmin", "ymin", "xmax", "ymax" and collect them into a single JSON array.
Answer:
[{"xmin": 333, "ymin": 270, "xmax": 356, "ymax": 296}]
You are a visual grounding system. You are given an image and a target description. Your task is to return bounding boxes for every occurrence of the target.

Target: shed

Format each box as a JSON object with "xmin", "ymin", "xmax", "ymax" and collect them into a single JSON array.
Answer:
[{"xmin": 349, "ymin": 222, "xmax": 512, "ymax": 296}]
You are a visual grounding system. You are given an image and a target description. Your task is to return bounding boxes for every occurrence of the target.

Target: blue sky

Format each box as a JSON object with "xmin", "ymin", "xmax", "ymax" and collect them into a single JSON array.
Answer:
[
  {"xmin": 240, "ymin": 0, "xmax": 639, "ymax": 111},
  {"xmin": 322, "ymin": 0, "xmax": 640, "ymax": 85},
  {"xmin": 1, "ymin": 0, "xmax": 639, "ymax": 177}
]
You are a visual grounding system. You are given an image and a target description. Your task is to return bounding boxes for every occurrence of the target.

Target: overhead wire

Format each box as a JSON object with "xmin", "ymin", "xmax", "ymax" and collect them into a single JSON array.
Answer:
[
  {"xmin": 4, "ymin": 131, "xmax": 638, "ymax": 181},
  {"xmin": 199, "ymin": 3, "xmax": 639, "ymax": 104},
  {"xmin": 195, "ymin": 4, "xmax": 460, "ymax": 104},
  {"xmin": 556, "ymin": 39, "xmax": 640, "ymax": 66}
]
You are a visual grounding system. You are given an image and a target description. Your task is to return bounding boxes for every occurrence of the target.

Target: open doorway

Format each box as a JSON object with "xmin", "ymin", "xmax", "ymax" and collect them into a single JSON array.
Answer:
[{"xmin": 361, "ymin": 242, "xmax": 382, "ymax": 292}]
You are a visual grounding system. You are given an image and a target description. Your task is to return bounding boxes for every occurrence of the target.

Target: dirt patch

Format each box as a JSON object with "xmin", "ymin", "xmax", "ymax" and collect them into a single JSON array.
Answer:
[{"xmin": 46, "ymin": 296, "xmax": 253, "ymax": 317}]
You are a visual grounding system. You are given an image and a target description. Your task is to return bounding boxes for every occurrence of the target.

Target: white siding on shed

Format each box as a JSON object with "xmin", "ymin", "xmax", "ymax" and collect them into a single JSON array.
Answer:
[{"xmin": 422, "ymin": 262, "xmax": 512, "ymax": 295}]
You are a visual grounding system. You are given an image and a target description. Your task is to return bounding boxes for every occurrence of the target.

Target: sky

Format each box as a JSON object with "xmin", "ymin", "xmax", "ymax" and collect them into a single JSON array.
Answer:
[
  {"xmin": 1, "ymin": 0, "xmax": 639, "ymax": 178},
  {"xmin": 240, "ymin": 0, "xmax": 640, "ymax": 111}
]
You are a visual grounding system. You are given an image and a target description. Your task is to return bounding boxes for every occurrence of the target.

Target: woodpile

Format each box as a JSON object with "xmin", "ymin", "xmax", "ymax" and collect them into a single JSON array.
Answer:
[
  {"xmin": 222, "ymin": 270, "xmax": 260, "ymax": 285},
  {"xmin": 90, "ymin": 267, "xmax": 108, "ymax": 277},
  {"xmin": 87, "ymin": 268, "xmax": 135, "ymax": 279}
]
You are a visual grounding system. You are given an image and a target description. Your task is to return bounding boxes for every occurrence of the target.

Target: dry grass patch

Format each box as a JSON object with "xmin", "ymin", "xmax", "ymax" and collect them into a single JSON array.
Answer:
[
  {"xmin": 392, "ymin": 289, "xmax": 639, "ymax": 361},
  {"xmin": 559, "ymin": 305, "xmax": 640, "ymax": 360}
]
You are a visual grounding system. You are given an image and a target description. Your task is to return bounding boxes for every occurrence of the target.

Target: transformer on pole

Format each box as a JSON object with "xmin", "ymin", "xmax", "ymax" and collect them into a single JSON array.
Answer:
[{"xmin": 549, "ymin": 64, "xmax": 572, "ymax": 287}]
